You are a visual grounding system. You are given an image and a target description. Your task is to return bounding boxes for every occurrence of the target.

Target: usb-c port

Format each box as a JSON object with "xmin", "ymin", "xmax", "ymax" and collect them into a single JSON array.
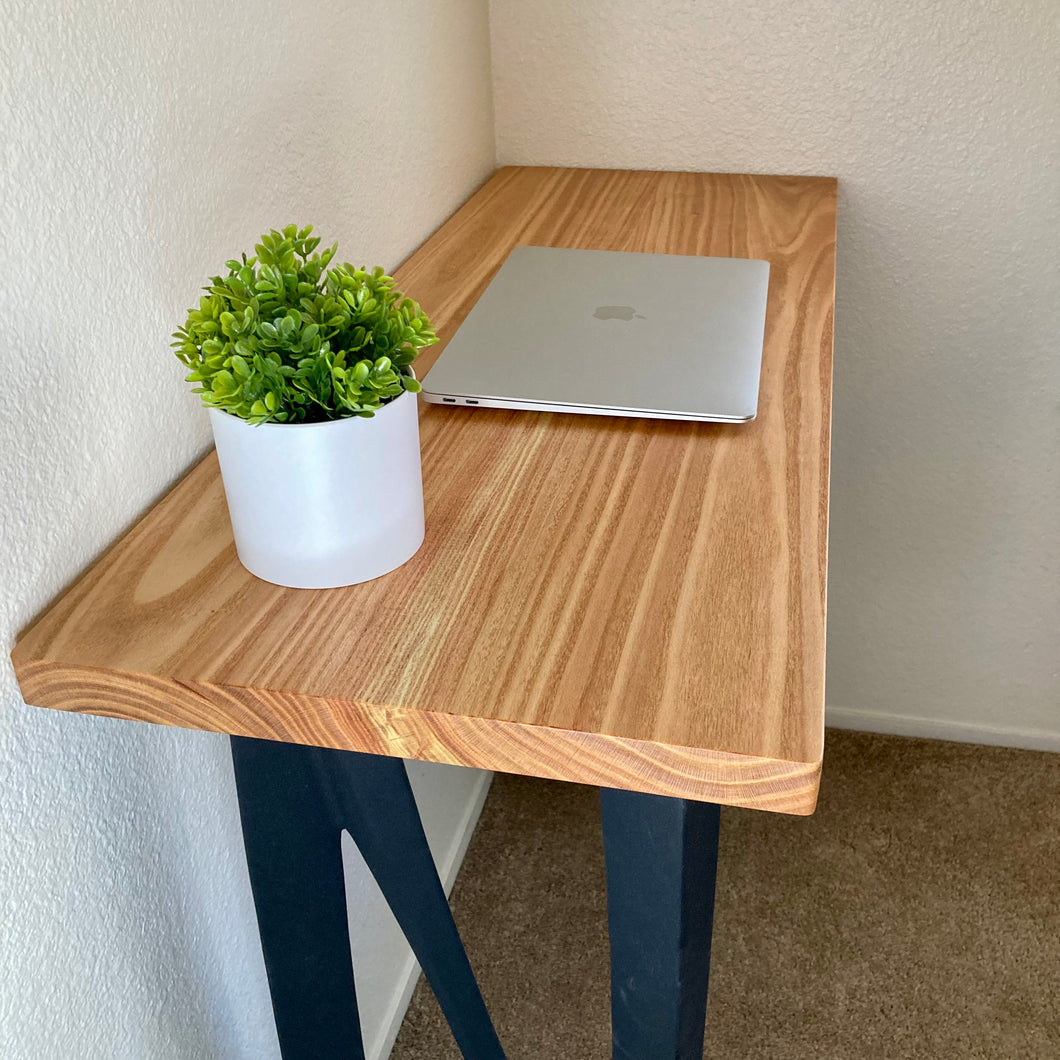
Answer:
[
  {"xmin": 443, "ymin": 397, "xmax": 456, "ymax": 403},
  {"xmin": 465, "ymin": 399, "xmax": 479, "ymax": 405}
]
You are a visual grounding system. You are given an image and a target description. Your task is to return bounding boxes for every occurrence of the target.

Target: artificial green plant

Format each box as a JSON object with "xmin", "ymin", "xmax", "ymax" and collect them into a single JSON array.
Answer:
[{"xmin": 173, "ymin": 225, "xmax": 437, "ymax": 423}]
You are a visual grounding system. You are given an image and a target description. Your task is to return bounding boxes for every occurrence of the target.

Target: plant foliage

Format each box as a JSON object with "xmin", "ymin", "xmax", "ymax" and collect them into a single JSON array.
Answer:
[{"xmin": 173, "ymin": 225, "xmax": 437, "ymax": 423}]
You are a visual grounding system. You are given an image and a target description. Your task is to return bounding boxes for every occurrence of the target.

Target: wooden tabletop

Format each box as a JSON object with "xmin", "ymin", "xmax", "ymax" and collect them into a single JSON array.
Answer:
[{"xmin": 12, "ymin": 168, "xmax": 836, "ymax": 815}]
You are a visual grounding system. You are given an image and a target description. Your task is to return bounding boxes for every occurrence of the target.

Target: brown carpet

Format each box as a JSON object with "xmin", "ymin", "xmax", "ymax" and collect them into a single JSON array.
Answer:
[{"xmin": 391, "ymin": 730, "xmax": 1060, "ymax": 1060}]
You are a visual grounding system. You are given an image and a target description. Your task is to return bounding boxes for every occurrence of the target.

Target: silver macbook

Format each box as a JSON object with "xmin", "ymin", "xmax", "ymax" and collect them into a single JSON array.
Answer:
[{"xmin": 420, "ymin": 246, "xmax": 770, "ymax": 423}]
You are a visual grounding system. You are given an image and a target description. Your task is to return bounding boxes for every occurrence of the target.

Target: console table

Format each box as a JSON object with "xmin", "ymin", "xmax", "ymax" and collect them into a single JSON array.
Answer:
[{"xmin": 13, "ymin": 167, "xmax": 836, "ymax": 1059}]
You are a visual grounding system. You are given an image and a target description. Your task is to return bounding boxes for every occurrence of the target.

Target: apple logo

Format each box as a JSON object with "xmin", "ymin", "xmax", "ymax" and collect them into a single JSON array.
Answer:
[{"xmin": 593, "ymin": 305, "xmax": 645, "ymax": 321}]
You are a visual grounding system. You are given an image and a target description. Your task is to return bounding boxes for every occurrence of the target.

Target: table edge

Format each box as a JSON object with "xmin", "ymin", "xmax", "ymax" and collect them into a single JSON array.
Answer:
[{"xmin": 12, "ymin": 657, "xmax": 821, "ymax": 815}]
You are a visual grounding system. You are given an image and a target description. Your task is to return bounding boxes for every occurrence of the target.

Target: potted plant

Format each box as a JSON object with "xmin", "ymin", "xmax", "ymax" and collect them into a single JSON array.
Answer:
[{"xmin": 172, "ymin": 225, "xmax": 438, "ymax": 588}]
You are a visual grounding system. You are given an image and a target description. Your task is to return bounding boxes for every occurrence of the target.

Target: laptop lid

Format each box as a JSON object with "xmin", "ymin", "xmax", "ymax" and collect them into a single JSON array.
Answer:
[{"xmin": 420, "ymin": 246, "xmax": 770, "ymax": 423}]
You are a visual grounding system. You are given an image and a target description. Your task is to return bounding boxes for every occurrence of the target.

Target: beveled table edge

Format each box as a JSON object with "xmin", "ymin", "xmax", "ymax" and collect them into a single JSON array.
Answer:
[{"xmin": 12, "ymin": 658, "xmax": 821, "ymax": 815}]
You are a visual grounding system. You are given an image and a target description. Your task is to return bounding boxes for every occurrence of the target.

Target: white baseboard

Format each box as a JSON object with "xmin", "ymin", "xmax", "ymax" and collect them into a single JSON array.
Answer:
[
  {"xmin": 826, "ymin": 705, "xmax": 1060, "ymax": 753},
  {"xmin": 367, "ymin": 769, "xmax": 493, "ymax": 1060}
]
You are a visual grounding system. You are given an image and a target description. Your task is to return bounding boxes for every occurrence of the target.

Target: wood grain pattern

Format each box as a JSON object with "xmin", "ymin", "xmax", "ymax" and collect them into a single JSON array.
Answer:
[{"xmin": 12, "ymin": 168, "xmax": 836, "ymax": 815}]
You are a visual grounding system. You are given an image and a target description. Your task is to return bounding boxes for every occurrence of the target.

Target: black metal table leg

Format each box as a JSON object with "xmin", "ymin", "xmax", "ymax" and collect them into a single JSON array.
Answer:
[
  {"xmin": 600, "ymin": 787, "xmax": 721, "ymax": 1060},
  {"xmin": 231, "ymin": 736, "xmax": 506, "ymax": 1060}
]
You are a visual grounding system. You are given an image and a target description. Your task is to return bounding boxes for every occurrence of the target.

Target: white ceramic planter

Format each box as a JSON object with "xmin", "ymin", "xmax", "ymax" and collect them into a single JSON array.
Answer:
[{"xmin": 208, "ymin": 389, "xmax": 425, "ymax": 588}]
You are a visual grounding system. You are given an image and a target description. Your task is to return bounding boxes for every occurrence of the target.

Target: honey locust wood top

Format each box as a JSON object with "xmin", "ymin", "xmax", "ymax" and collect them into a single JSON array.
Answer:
[{"xmin": 12, "ymin": 168, "xmax": 836, "ymax": 815}]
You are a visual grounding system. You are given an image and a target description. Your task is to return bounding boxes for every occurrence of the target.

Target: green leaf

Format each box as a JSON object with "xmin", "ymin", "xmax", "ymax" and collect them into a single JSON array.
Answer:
[{"xmin": 211, "ymin": 370, "xmax": 238, "ymax": 397}]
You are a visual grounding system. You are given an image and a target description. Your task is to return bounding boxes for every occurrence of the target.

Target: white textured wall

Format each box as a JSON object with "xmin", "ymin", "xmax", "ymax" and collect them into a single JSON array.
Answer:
[
  {"xmin": 489, "ymin": 0, "xmax": 1060, "ymax": 748},
  {"xmin": 0, "ymin": 1, "xmax": 494, "ymax": 1057}
]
